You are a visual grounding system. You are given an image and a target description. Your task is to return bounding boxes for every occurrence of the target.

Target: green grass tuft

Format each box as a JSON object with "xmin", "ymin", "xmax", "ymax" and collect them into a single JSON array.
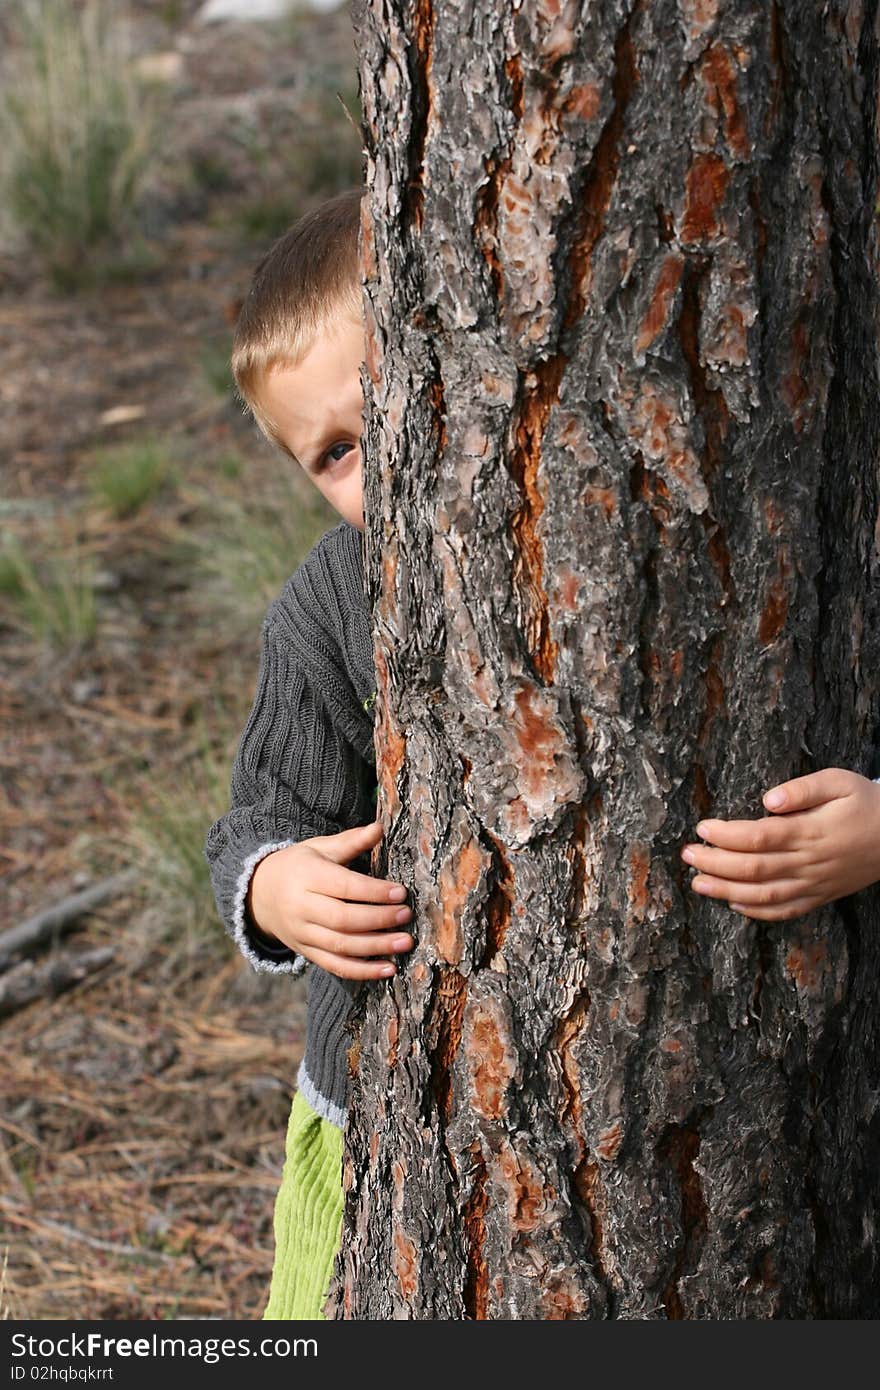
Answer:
[
  {"xmin": 187, "ymin": 467, "xmax": 335, "ymax": 632},
  {"xmin": 0, "ymin": 0, "xmax": 162, "ymax": 289},
  {"xmin": 123, "ymin": 716, "xmax": 237, "ymax": 958},
  {"xmin": 86, "ymin": 439, "xmax": 176, "ymax": 519},
  {"xmin": 0, "ymin": 531, "xmax": 97, "ymax": 649}
]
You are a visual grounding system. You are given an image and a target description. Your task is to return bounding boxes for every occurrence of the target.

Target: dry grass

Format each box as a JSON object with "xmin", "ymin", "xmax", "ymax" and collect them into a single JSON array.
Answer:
[
  {"xmin": 0, "ymin": 0, "xmax": 354, "ymax": 1320},
  {"xmin": 0, "ymin": 940, "xmax": 306, "ymax": 1319}
]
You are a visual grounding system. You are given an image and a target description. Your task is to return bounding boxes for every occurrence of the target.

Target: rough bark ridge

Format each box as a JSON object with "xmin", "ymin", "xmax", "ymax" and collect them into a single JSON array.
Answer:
[{"xmin": 327, "ymin": 0, "xmax": 880, "ymax": 1318}]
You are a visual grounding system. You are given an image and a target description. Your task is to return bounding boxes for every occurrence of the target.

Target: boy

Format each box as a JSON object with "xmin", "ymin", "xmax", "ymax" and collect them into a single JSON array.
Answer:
[{"xmin": 205, "ymin": 185, "xmax": 880, "ymax": 1320}]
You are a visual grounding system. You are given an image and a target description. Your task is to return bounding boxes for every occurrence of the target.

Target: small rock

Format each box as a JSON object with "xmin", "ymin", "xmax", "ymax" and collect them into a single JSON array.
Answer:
[
  {"xmin": 134, "ymin": 52, "xmax": 185, "ymax": 85},
  {"xmin": 99, "ymin": 405, "xmax": 145, "ymax": 428},
  {"xmin": 71, "ymin": 676, "xmax": 102, "ymax": 703},
  {"xmin": 144, "ymin": 1212, "xmax": 172, "ymax": 1239},
  {"xmin": 196, "ymin": 0, "xmax": 343, "ymax": 22},
  {"xmin": 91, "ymin": 570, "xmax": 121, "ymax": 593}
]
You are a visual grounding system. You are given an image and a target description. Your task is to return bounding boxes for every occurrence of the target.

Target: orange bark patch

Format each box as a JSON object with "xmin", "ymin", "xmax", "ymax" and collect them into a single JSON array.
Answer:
[
  {"xmin": 463, "ymin": 1143, "xmax": 489, "ymax": 1319},
  {"xmin": 567, "ymin": 19, "xmax": 638, "ymax": 323},
  {"xmin": 551, "ymin": 562, "xmax": 583, "ymax": 613},
  {"xmin": 758, "ymin": 548, "xmax": 791, "ymax": 645},
  {"xmin": 680, "ymin": 0, "xmax": 719, "ymax": 42},
  {"xmin": 513, "ymin": 681, "xmax": 561, "ymax": 765},
  {"xmin": 537, "ymin": 0, "xmax": 578, "ymax": 63},
  {"xmin": 628, "ymin": 842, "xmax": 651, "ymax": 922},
  {"xmin": 372, "ymin": 642, "xmax": 405, "ymax": 821},
  {"xmin": 386, "ymin": 1009, "xmax": 399, "ymax": 1069},
  {"xmin": 466, "ymin": 999, "xmax": 516, "ymax": 1121},
  {"xmin": 786, "ymin": 939, "xmax": 828, "ymax": 994},
  {"xmin": 483, "ymin": 842, "xmax": 514, "ymax": 961},
  {"xmin": 701, "ymin": 44, "xmax": 749, "ymax": 159},
  {"xmin": 562, "ymin": 81, "xmax": 601, "ymax": 122},
  {"xmin": 510, "ymin": 358, "xmax": 564, "ymax": 684},
  {"xmin": 364, "ymin": 309, "xmax": 382, "ymax": 388},
  {"xmin": 433, "ymin": 835, "xmax": 484, "ymax": 965},
  {"xmin": 581, "ymin": 483, "xmax": 618, "ymax": 520},
  {"xmin": 393, "ymin": 1226, "xmax": 418, "ymax": 1300},
  {"xmin": 710, "ymin": 302, "xmax": 749, "ymax": 366},
  {"xmin": 763, "ymin": 498, "xmax": 785, "ymax": 535},
  {"xmin": 666, "ymin": 449, "xmax": 709, "ymax": 502},
  {"xmin": 681, "ymin": 153, "xmax": 730, "ymax": 244},
  {"xmin": 596, "ymin": 1120, "xmax": 623, "ymax": 1161},
  {"xmin": 574, "ymin": 1156, "xmax": 611, "ymax": 1288},
  {"xmin": 427, "ymin": 967, "xmax": 467, "ymax": 1124},
  {"xmin": 391, "ymin": 1159, "xmax": 406, "ymax": 1211},
  {"xmin": 556, "ymin": 412, "xmax": 596, "ymax": 458},
  {"xmin": 635, "ymin": 254, "xmax": 684, "ymax": 354},
  {"xmin": 553, "ymin": 990, "xmax": 591, "ymax": 1130},
  {"xmin": 539, "ymin": 1269, "xmax": 592, "ymax": 1319},
  {"xmin": 498, "ymin": 1144, "xmax": 546, "ymax": 1233},
  {"xmin": 503, "ymin": 795, "xmax": 531, "ymax": 841},
  {"xmin": 780, "ymin": 319, "xmax": 810, "ymax": 431}
]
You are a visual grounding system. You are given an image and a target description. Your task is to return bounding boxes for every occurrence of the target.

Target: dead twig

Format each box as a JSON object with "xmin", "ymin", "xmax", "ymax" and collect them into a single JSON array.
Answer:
[
  {"xmin": 0, "ymin": 871, "xmax": 136, "ymax": 969},
  {"xmin": 0, "ymin": 947, "xmax": 115, "ymax": 1018}
]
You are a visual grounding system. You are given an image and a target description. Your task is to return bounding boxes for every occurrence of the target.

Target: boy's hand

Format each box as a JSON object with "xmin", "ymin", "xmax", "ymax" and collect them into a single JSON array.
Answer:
[
  {"xmin": 681, "ymin": 769, "xmax": 880, "ymax": 920},
  {"xmin": 247, "ymin": 820, "xmax": 413, "ymax": 980}
]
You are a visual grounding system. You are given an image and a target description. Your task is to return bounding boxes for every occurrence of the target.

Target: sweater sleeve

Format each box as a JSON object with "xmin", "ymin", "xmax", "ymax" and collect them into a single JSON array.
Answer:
[{"xmin": 204, "ymin": 602, "xmax": 370, "ymax": 977}]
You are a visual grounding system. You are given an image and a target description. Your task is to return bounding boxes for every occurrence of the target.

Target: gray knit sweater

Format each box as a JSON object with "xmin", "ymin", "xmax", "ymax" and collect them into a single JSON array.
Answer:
[{"xmin": 204, "ymin": 519, "xmax": 377, "ymax": 1129}]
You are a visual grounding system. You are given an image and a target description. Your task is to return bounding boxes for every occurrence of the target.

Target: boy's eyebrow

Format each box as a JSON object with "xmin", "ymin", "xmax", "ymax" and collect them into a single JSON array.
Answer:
[
  {"xmin": 300, "ymin": 426, "xmax": 335, "ymax": 468},
  {"xmin": 299, "ymin": 387, "xmax": 365, "ymax": 469}
]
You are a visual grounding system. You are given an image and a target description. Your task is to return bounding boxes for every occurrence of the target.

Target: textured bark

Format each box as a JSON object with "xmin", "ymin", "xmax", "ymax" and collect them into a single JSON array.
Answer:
[{"xmin": 327, "ymin": 0, "xmax": 880, "ymax": 1318}]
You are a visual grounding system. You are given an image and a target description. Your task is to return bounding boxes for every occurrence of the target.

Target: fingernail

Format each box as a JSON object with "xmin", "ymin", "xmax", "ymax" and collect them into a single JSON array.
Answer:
[
  {"xmin": 681, "ymin": 848, "xmax": 696, "ymax": 865},
  {"xmin": 764, "ymin": 789, "xmax": 786, "ymax": 808},
  {"xmin": 379, "ymin": 964, "xmax": 395, "ymax": 976},
  {"xmin": 394, "ymin": 907, "xmax": 411, "ymax": 923},
  {"xmin": 696, "ymin": 821, "xmax": 709, "ymax": 837},
  {"xmin": 392, "ymin": 936, "xmax": 411, "ymax": 951},
  {"xmin": 388, "ymin": 886, "xmax": 406, "ymax": 901}
]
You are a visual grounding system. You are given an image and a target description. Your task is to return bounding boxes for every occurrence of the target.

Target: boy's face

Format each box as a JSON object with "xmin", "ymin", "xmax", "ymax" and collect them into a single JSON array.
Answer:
[{"xmin": 258, "ymin": 314, "xmax": 366, "ymax": 532}]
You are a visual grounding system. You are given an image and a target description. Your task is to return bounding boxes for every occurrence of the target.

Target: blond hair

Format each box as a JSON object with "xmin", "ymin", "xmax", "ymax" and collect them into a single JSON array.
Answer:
[{"xmin": 232, "ymin": 186, "xmax": 364, "ymax": 453}]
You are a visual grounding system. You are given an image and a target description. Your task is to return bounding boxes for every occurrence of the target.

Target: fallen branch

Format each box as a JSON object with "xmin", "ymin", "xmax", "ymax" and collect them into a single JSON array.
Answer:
[
  {"xmin": 0, "ymin": 870, "xmax": 137, "ymax": 970},
  {"xmin": 0, "ymin": 947, "xmax": 115, "ymax": 1019},
  {"xmin": 0, "ymin": 1198, "xmax": 176, "ymax": 1265}
]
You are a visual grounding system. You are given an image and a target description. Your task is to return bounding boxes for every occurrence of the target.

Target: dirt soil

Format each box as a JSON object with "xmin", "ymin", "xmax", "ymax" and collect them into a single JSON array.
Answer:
[{"xmin": 1, "ymin": 0, "xmax": 358, "ymax": 1320}]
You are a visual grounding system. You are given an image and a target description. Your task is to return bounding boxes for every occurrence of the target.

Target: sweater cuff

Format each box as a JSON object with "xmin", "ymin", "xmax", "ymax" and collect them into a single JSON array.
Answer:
[{"xmin": 232, "ymin": 840, "xmax": 309, "ymax": 977}]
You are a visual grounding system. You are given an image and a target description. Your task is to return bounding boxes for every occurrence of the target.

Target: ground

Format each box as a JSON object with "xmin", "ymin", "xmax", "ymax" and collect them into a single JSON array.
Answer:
[{"xmin": 0, "ymin": 0, "xmax": 358, "ymax": 1319}]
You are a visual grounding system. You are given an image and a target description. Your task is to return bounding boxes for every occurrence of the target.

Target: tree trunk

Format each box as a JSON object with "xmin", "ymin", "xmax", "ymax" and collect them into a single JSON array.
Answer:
[{"xmin": 328, "ymin": 0, "xmax": 880, "ymax": 1319}]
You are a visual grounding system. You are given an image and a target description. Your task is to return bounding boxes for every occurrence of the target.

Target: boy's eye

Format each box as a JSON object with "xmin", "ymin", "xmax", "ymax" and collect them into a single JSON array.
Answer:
[{"xmin": 320, "ymin": 442, "xmax": 352, "ymax": 468}]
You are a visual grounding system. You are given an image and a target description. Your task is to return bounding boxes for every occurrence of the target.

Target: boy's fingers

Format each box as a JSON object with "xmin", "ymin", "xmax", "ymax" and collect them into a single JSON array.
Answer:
[
  {"xmin": 728, "ymin": 895, "xmax": 822, "ymax": 922},
  {"xmin": 300, "ymin": 922, "xmax": 413, "ymax": 958},
  {"xmin": 301, "ymin": 891, "xmax": 411, "ymax": 933},
  {"xmin": 761, "ymin": 768, "xmax": 856, "ymax": 813},
  {"xmin": 693, "ymin": 815, "xmax": 809, "ymax": 853},
  {"xmin": 310, "ymin": 820, "xmax": 383, "ymax": 860},
  {"xmin": 681, "ymin": 844, "xmax": 806, "ymax": 884},
  {"xmin": 300, "ymin": 943, "xmax": 397, "ymax": 981},
  {"xmin": 305, "ymin": 855, "xmax": 408, "ymax": 904},
  {"xmin": 690, "ymin": 874, "xmax": 812, "ymax": 908}
]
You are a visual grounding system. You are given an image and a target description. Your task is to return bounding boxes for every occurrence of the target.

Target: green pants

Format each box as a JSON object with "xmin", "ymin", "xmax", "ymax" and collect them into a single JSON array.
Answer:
[{"xmin": 262, "ymin": 1088, "xmax": 344, "ymax": 1320}]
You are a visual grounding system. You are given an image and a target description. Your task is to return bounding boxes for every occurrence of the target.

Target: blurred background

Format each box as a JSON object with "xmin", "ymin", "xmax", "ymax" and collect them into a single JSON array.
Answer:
[{"xmin": 0, "ymin": 0, "xmax": 359, "ymax": 1318}]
